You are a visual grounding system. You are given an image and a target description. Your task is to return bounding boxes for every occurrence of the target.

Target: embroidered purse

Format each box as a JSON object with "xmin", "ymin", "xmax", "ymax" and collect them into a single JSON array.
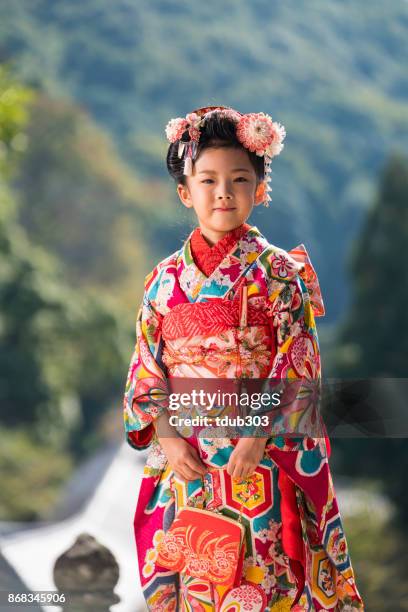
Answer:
[
  {"xmin": 156, "ymin": 505, "xmax": 246, "ymax": 587},
  {"xmin": 156, "ymin": 474, "xmax": 250, "ymax": 588}
]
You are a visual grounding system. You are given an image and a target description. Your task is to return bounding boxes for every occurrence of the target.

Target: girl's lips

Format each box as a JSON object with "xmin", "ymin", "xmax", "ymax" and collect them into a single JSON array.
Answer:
[{"xmin": 213, "ymin": 208, "xmax": 236, "ymax": 212}]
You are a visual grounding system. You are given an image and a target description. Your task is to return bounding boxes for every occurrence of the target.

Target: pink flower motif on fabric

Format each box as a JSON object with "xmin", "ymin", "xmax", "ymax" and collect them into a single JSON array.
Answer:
[
  {"xmin": 219, "ymin": 581, "xmax": 266, "ymax": 611},
  {"xmin": 257, "ymin": 519, "xmax": 281, "ymax": 544},
  {"xmin": 271, "ymin": 254, "xmax": 294, "ymax": 279},
  {"xmin": 288, "ymin": 332, "xmax": 316, "ymax": 379},
  {"xmin": 328, "ymin": 527, "xmax": 348, "ymax": 564}
]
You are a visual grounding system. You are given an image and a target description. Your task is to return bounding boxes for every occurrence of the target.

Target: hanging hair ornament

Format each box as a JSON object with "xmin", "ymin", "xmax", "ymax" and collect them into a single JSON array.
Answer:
[
  {"xmin": 235, "ymin": 112, "xmax": 286, "ymax": 207},
  {"xmin": 263, "ymin": 153, "xmax": 273, "ymax": 207},
  {"xmin": 165, "ymin": 112, "xmax": 205, "ymax": 176},
  {"xmin": 165, "ymin": 107, "xmax": 286, "ymax": 204}
]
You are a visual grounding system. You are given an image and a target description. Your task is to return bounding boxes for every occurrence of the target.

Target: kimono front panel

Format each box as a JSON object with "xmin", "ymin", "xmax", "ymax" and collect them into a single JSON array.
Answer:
[{"xmin": 123, "ymin": 227, "xmax": 364, "ymax": 611}]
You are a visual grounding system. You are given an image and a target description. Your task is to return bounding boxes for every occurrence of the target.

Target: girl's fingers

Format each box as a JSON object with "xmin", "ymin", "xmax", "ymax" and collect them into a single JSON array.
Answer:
[
  {"xmin": 186, "ymin": 449, "xmax": 207, "ymax": 473},
  {"xmin": 230, "ymin": 459, "xmax": 244, "ymax": 479},
  {"xmin": 184, "ymin": 456, "xmax": 206, "ymax": 477},
  {"xmin": 173, "ymin": 460, "xmax": 206, "ymax": 481},
  {"xmin": 233, "ymin": 464, "xmax": 244, "ymax": 480},
  {"xmin": 226, "ymin": 460, "xmax": 235, "ymax": 477},
  {"xmin": 233, "ymin": 464, "xmax": 256, "ymax": 480},
  {"xmin": 176, "ymin": 468, "xmax": 197, "ymax": 481},
  {"xmin": 189, "ymin": 458, "xmax": 207, "ymax": 475}
]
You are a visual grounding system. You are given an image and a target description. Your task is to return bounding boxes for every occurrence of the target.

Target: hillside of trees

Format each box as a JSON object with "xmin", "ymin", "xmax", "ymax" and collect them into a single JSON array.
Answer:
[{"xmin": 1, "ymin": 0, "xmax": 407, "ymax": 321}]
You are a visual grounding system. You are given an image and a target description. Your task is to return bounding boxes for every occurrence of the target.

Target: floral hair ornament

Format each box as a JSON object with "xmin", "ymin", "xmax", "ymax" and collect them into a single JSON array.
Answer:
[
  {"xmin": 165, "ymin": 112, "xmax": 206, "ymax": 176},
  {"xmin": 165, "ymin": 106, "xmax": 286, "ymax": 206}
]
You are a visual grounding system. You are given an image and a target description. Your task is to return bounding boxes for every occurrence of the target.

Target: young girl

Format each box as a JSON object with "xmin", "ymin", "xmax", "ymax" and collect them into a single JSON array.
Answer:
[{"xmin": 123, "ymin": 106, "xmax": 364, "ymax": 611}]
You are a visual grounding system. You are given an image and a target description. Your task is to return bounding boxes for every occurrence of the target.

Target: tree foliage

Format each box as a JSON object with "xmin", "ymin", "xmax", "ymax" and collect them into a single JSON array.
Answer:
[
  {"xmin": 0, "ymin": 66, "xmax": 133, "ymax": 465},
  {"xmin": 0, "ymin": 64, "xmax": 33, "ymax": 178},
  {"xmin": 14, "ymin": 94, "xmax": 160, "ymax": 298},
  {"xmin": 0, "ymin": 425, "xmax": 73, "ymax": 521},
  {"xmin": 336, "ymin": 152, "xmax": 408, "ymax": 377},
  {"xmin": 333, "ymin": 153, "xmax": 408, "ymax": 524}
]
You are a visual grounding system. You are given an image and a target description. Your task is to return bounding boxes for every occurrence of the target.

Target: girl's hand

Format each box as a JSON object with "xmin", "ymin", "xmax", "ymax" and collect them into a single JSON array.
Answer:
[
  {"xmin": 226, "ymin": 437, "xmax": 268, "ymax": 480},
  {"xmin": 159, "ymin": 437, "xmax": 207, "ymax": 482},
  {"xmin": 154, "ymin": 411, "xmax": 207, "ymax": 481}
]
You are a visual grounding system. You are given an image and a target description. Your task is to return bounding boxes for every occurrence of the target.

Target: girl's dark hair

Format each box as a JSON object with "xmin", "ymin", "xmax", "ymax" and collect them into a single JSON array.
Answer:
[{"xmin": 166, "ymin": 113, "xmax": 264, "ymax": 185}]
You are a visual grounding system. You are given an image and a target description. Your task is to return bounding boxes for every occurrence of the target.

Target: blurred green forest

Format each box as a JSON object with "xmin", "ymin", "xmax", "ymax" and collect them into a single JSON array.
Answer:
[
  {"xmin": 0, "ymin": 65, "xmax": 141, "ymax": 519},
  {"xmin": 1, "ymin": 0, "xmax": 408, "ymax": 322}
]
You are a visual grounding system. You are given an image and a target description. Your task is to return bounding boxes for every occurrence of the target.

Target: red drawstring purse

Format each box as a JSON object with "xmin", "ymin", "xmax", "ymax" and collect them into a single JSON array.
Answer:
[
  {"xmin": 156, "ymin": 505, "xmax": 246, "ymax": 587},
  {"xmin": 156, "ymin": 473, "xmax": 250, "ymax": 588}
]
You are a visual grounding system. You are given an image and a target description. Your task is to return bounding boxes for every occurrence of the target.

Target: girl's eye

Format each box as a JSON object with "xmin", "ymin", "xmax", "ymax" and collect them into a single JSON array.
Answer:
[{"xmin": 200, "ymin": 177, "xmax": 247, "ymax": 184}]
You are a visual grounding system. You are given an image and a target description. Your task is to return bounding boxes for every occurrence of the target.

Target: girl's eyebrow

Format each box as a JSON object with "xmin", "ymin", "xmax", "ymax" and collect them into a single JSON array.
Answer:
[{"xmin": 198, "ymin": 168, "xmax": 251, "ymax": 174}]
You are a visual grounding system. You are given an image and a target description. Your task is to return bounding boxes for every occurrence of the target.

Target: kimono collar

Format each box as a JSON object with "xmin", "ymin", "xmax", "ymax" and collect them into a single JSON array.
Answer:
[
  {"xmin": 190, "ymin": 223, "xmax": 252, "ymax": 277},
  {"xmin": 178, "ymin": 225, "xmax": 270, "ymax": 302},
  {"xmin": 176, "ymin": 225, "xmax": 325, "ymax": 316}
]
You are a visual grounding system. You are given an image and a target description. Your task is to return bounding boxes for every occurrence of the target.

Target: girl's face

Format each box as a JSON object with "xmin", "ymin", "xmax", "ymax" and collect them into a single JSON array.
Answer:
[{"xmin": 177, "ymin": 147, "xmax": 264, "ymax": 246}]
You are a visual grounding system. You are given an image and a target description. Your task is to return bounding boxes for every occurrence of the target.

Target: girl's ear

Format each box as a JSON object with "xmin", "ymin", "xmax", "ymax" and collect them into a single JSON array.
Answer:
[
  {"xmin": 254, "ymin": 182, "xmax": 266, "ymax": 206},
  {"xmin": 177, "ymin": 182, "xmax": 193, "ymax": 208}
]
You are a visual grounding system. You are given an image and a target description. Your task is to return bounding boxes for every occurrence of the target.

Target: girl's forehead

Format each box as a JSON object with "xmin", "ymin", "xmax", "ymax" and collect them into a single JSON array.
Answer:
[{"xmin": 194, "ymin": 146, "xmax": 253, "ymax": 168}]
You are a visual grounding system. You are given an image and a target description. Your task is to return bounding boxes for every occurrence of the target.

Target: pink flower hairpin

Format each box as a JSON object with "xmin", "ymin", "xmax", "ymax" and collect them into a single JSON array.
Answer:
[
  {"xmin": 236, "ymin": 112, "xmax": 286, "ymax": 206},
  {"xmin": 236, "ymin": 112, "xmax": 286, "ymax": 158}
]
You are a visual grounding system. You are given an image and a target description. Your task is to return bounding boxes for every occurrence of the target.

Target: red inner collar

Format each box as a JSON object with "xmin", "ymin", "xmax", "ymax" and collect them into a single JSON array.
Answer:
[{"xmin": 190, "ymin": 223, "xmax": 251, "ymax": 277}]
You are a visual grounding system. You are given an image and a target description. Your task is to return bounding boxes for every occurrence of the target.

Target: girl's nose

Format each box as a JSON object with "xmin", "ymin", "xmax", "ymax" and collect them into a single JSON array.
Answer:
[{"xmin": 215, "ymin": 179, "xmax": 234, "ymax": 199}]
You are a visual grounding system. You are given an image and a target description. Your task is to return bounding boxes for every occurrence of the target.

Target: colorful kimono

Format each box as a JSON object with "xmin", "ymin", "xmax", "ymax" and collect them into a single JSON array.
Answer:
[{"xmin": 123, "ymin": 225, "xmax": 364, "ymax": 611}]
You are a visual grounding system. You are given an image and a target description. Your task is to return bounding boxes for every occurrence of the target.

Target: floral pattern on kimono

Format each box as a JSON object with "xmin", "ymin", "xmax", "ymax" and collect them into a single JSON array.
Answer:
[{"xmin": 123, "ymin": 226, "xmax": 364, "ymax": 611}]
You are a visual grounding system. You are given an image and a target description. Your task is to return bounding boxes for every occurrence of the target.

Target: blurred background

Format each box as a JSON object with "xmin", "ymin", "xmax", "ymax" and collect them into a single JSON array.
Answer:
[{"xmin": 0, "ymin": 0, "xmax": 407, "ymax": 609}]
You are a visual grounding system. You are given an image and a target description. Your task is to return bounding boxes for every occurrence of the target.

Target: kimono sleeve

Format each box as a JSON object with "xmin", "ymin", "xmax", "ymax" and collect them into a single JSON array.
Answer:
[
  {"xmin": 123, "ymin": 284, "xmax": 169, "ymax": 451},
  {"xmin": 263, "ymin": 273, "xmax": 326, "ymax": 451}
]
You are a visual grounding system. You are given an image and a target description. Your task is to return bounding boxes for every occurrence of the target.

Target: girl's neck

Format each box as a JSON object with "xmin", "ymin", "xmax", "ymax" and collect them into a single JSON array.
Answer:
[{"xmin": 198, "ymin": 223, "xmax": 250, "ymax": 247}]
